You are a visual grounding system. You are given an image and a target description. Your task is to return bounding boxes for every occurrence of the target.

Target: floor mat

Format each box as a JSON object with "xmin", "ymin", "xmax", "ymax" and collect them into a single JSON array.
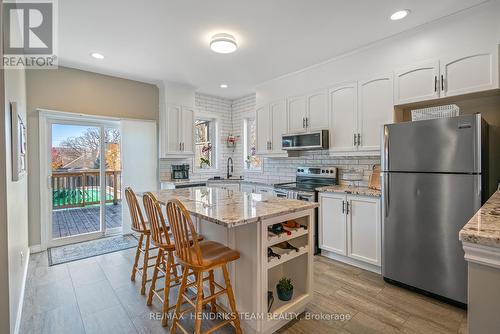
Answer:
[{"xmin": 48, "ymin": 234, "xmax": 138, "ymax": 266}]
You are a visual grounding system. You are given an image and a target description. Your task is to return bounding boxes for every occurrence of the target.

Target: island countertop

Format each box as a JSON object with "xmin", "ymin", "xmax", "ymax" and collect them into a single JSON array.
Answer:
[
  {"xmin": 460, "ymin": 191, "xmax": 500, "ymax": 249},
  {"xmin": 146, "ymin": 187, "xmax": 318, "ymax": 228}
]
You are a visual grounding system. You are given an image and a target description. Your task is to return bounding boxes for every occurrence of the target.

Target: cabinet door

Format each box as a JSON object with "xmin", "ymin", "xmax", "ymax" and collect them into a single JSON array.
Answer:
[
  {"xmin": 166, "ymin": 104, "xmax": 181, "ymax": 153},
  {"xmin": 287, "ymin": 95, "xmax": 307, "ymax": 134},
  {"xmin": 181, "ymin": 106, "xmax": 194, "ymax": 154},
  {"xmin": 328, "ymin": 83, "xmax": 358, "ymax": 152},
  {"xmin": 358, "ymin": 74, "xmax": 394, "ymax": 151},
  {"xmin": 256, "ymin": 105, "xmax": 270, "ymax": 154},
  {"xmin": 307, "ymin": 90, "xmax": 328, "ymax": 131},
  {"xmin": 319, "ymin": 194, "xmax": 347, "ymax": 255},
  {"xmin": 394, "ymin": 60, "xmax": 440, "ymax": 105},
  {"xmin": 441, "ymin": 50, "xmax": 499, "ymax": 97},
  {"xmin": 347, "ymin": 196, "xmax": 381, "ymax": 266},
  {"xmin": 269, "ymin": 100, "xmax": 286, "ymax": 153}
]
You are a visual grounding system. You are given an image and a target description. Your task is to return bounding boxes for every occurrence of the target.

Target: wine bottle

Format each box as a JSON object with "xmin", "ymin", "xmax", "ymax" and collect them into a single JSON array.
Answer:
[
  {"xmin": 267, "ymin": 247, "xmax": 281, "ymax": 259},
  {"xmin": 273, "ymin": 241, "xmax": 299, "ymax": 252}
]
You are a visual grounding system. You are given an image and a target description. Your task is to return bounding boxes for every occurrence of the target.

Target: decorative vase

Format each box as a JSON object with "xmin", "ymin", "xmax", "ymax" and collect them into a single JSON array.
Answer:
[{"xmin": 276, "ymin": 285, "xmax": 293, "ymax": 301}]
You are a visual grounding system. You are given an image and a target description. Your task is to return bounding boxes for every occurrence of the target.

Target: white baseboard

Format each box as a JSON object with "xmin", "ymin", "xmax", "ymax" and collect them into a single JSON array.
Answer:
[
  {"xmin": 14, "ymin": 251, "xmax": 30, "ymax": 334},
  {"xmin": 29, "ymin": 245, "xmax": 43, "ymax": 254},
  {"xmin": 320, "ymin": 249, "xmax": 381, "ymax": 274}
]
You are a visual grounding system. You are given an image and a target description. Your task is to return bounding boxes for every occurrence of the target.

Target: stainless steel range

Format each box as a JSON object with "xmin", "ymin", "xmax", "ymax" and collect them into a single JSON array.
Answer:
[{"xmin": 274, "ymin": 166, "xmax": 338, "ymax": 254}]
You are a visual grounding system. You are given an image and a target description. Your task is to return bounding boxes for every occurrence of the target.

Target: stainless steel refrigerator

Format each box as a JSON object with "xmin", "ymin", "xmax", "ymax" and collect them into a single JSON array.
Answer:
[{"xmin": 381, "ymin": 114, "xmax": 487, "ymax": 306}]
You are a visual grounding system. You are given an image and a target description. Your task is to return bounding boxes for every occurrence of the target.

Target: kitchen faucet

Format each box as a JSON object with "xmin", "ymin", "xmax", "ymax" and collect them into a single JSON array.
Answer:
[{"xmin": 227, "ymin": 157, "xmax": 233, "ymax": 179}]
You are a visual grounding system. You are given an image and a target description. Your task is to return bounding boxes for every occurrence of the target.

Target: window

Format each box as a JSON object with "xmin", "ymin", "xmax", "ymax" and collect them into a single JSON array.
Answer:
[
  {"xmin": 195, "ymin": 119, "xmax": 216, "ymax": 169},
  {"xmin": 243, "ymin": 118, "xmax": 262, "ymax": 171}
]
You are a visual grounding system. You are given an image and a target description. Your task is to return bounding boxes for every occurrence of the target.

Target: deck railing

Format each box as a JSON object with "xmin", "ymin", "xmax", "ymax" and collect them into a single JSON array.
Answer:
[{"xmin": 52, "ymin": 170, "xmax": 122, "ymax": 209}]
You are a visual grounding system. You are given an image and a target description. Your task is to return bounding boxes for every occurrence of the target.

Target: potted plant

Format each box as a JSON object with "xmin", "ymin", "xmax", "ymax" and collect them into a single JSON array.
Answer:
[{"xmin": 276, "ymin": 277, "xmax": 293, "ymax": 301}]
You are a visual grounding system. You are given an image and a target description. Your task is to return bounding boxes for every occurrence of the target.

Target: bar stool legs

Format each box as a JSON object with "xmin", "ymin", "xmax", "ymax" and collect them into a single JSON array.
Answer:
[
  {"xmin": 130, "ymin": 233, "xmax": 154, "ymax": 295},
  {"xmin": 170, "ymin": 265, "xmax": 242, "ymax": 334},
  {"xmin": 130, "ymin": 233, "xmax": 143, "ymax": 281}
]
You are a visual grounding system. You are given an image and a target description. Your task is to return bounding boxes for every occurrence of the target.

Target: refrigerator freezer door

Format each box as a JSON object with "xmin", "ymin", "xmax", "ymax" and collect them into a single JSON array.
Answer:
[
  {"xmin": 382, "ymin": 114, "xmax": 481, "ymax": 173},
  {"xmin": 382, "ymin": 172, "xmax": 481, "ymax": 304}
]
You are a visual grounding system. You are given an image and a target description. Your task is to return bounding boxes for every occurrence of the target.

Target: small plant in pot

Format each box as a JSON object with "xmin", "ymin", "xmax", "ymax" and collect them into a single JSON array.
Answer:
[{"xmin": 276, "ymin": 277, "xmax": 293, "ymax": 301}]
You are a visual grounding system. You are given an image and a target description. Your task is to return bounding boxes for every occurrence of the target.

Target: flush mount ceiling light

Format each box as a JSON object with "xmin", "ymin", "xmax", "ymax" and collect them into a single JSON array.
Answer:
[
  {"xmin": 210, "ymin": 33, "xmax": 238, "ymax": 54},
  {"xmin": 390, "ymin": 9, "xmax": 410, "ymax": 20},
  {"xmin": 90, "ymin": 52, "xmax": 104, "ymax": 59},
  {"xmin": 220, "ymin": 84, "xmax": 228, "ymax": 88}
]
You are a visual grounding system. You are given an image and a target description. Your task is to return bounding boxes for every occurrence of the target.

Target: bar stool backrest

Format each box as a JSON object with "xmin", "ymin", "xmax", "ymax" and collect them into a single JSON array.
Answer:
[
  {"xmin": 125, "ymin": 187, "xmax": 147, "ymax": 232},
  {"xmin": 143, "ymin": 192, "xmax": 170, "ymax": 246},
  {"xmin": 166, "ymin": 199, "xmax": 202, "ymax": 266}
]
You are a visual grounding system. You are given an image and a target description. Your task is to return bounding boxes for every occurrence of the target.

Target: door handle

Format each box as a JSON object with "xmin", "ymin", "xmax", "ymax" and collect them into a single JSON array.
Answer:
[
  {"xmin": 354, "ymin": 133, "xmax": 357, "ymax": 146},
  {"xmin": 306, "ymin": 117, "xmax": 309, "ymax": 128},
  {"xmin": 357, "ymin": 133, "xmax": 361, "ymax": 146},
  {"xmin": 346, "ymin": 201, "xmax": 350, "ymax": 215},
  {"xmin": 434, "ymin": 76, "xmax": 438, "ymax": 92},
  {"xmin": 302, "ymin": 117, "xmax": 306, "ymax": 128},
  {"xmin": 342, "ymin": 200, "xmax": 345, "ymax": 214},
  {"xmin": 269, "ymin": 141, "xmax": 272, "ymax": 150},
  {"xmin": 441, "ymin": 75, "xmax": 445, "ymax": 91},
  {"xmin": 383, "ymin": 173, "xmax": 390, "ymax": 218}
]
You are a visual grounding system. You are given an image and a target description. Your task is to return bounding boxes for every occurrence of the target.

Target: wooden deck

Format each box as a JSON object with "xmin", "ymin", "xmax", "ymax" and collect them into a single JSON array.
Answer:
[{"xmin": 52, "ymin": 203, "xmax": 122, "ymax": 239}]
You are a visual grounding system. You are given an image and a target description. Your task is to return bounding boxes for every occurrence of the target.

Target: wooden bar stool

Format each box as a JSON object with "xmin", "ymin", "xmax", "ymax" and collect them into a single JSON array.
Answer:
[
  {"xmin": 125, "ymin": 187, "xmax": 157, "ymax": 295},
  {"xmin": 166, "ymin": 199, "xmax": 242, "ymax": 334},
  {"xmin": 143, "ymin": 192, "xmax": 204, "ymax": 327}
]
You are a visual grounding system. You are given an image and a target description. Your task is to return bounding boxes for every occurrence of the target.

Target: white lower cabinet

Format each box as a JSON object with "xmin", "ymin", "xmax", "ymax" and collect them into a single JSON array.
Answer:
[
  {"xmin": 319, "ymin": 192, "xmax": 381, "ymax": 271},
  {"xmin": 240, "ymin": 183, "xmax": 255, "ymax": 193}
]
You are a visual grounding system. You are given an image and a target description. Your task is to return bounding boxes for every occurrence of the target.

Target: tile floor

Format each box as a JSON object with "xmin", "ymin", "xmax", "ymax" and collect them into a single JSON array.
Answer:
[{"xmin": 20, "ymin": 250, "xmax": 467, "ymax": 334}]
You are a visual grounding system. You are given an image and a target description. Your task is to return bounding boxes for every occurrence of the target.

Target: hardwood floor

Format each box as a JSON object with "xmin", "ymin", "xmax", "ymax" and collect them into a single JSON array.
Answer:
[{"xmin": 20, "ymin": 250, "xmax": 466, "ymax": 334}]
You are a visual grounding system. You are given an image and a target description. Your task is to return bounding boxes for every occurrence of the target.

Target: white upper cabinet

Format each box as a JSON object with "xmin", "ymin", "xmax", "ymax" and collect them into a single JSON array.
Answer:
[
  {"xmin": 441, "ymin": 49, "xmax": 499, "ymax": 97},
  {"xmin": 256, "ymin": 104, "xmax": 270, "ymax": 155},
  {"xmin": 180, "ymin": 106, "xmax": 194, "ymax": 154},
  {"xmin": 394, "ymin": 60, "xmax": 440, "ymax": 105},
  {"xmin": 394, "ymin": 48, "xmax": 499, "ymax": 105},
  {"xmin": 287, "ymin": 95, "xmax": 307, "ymax": 134},
  {"xmin": 358, "ymin": 74, "xmax": 394, "ymax": 151},
  {"xmin": 269, "ymin": 99, "xmax": 287, "ymax": 153},
  {"xmin": 159, "ymin": 104, "xmax": 195, "ymax": 157},
  {"xmin": 328, "ymin": 82, "xmax": 358, "ymax": 152},
  {"xmin": 307, "ymin": 90, "xmax": 329, "ymax": 131}
]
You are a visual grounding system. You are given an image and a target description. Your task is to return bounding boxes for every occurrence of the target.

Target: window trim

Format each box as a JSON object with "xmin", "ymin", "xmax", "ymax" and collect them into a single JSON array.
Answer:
[
  {"xmin": 193, "ymin": 112, "xmax": 220, "ymax": 174},
  {"xmin": 243, "ymin": 115, "xmax": 263, "ymax": 173}
]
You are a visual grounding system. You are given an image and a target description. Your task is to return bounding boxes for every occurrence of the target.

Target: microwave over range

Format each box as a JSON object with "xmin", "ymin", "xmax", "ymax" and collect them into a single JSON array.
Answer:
[{"xmin": 281, "ymin": 130, "xmax": 329, "ymax": 151}]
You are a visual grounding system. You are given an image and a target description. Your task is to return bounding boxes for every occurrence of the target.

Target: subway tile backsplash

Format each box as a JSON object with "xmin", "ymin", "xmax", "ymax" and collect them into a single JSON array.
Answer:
[{"xmin": 160, "ymin": 93, "xmax": 380, "ymax": 186}]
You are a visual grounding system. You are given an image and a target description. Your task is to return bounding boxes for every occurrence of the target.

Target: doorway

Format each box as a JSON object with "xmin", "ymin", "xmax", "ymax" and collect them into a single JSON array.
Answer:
[{"xmin": 43, "ymin": 115, "xmax": 122, "ymax": 247}]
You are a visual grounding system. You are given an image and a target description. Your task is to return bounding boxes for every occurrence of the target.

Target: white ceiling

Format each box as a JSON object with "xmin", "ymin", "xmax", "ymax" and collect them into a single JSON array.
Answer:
[{"xmin": 59, "ymin": 0, "xmax": 488, "ymax": 99}]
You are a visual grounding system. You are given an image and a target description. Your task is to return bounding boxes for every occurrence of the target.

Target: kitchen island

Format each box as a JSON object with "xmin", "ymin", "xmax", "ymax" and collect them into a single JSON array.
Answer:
[
  {"xmin": 147, "ymin": 187, "xmax": 318, "ymax": 334},
  {"xmin": 460, "ymin": 190, "xmax": 500, "ymax": 334}
]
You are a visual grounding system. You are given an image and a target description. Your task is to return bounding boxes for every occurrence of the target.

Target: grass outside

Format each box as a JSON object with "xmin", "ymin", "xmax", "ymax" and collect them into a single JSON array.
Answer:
[{"xmin": 53, "ymin": 189, "xmax": 113, "ymax": 207}]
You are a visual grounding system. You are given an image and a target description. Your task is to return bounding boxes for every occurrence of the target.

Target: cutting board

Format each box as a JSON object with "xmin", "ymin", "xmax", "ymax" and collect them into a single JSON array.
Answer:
[{"xmin": 368, "ymin": 165, "xmax": 381, "ymax": 190}]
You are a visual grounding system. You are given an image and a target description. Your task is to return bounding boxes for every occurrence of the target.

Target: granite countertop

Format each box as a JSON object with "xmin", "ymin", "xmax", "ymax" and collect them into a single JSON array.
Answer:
[
  {"xmin": 316, "ymin": 184, "xmax": 381, "ymax": 197},
  {"xmin": 147, "ymin": 187, "xmax": 318, "ymax": 228},
  {"xmin": 162, "ymin": 179, "xmax": 276, "ymax": 187},
  {"xmin": 460, "ymin": 191, "xmax": 500, "ymax": 249}
]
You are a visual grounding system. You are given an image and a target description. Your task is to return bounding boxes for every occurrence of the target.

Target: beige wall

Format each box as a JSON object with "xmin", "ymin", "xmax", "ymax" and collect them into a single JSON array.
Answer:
[
  {"xmin": 26, "ymin": 66, "xmax": 159, "ymax": 247},
  {"xmin": 4, "ymin": 68, "xmax": 29, "ymax": 334}
]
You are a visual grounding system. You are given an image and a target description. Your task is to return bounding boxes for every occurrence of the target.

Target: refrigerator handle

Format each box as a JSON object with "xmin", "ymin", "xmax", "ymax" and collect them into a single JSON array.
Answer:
[
  {"xmin": 382, "ymin": 125, "xmax": 389, "ymax": 171},
  {"xmin": 383, "ymin": 173, "xmax": 390, "ymax": 218}
]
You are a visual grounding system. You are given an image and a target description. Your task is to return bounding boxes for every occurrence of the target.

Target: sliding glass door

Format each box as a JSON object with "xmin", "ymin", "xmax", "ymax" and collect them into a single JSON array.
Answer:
[{"xmin": 48, "ymin": 119, "xmax": 122, "ymax": 246}]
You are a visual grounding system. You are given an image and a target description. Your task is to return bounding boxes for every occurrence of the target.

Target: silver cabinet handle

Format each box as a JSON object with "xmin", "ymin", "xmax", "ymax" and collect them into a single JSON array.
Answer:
[
  {"xmin": 182, "ymin": 142, "xmax": 184, "ymax": 151},
  {"xmin": 302, "ymin": 117, "xmax": 306, "ymax": 128},
  {"xmin": 179, "ymin": 142, "xmax": 182, "ymax": 151},
  {"xmin": 354, "ymin": 133, "xmax": 357, "ymax": 146},
  {"xmin": 305, "ymin": 117, "xmax": 309, "ymax": 128},
  {"xmin": 269, "ymin": 141, "xmax": 272, "ymax": 150},
  {"xmin": 346, "ymin": 201, "xmax": 350, "ymax": 215},
  {"xmin": 434, "ymin": 76, "xmax": 438, "ymax": 92},
  {"xmin": 342, "ymin": 200, "xmax": 345, "ymax": 214},
  {"xmin": 441, "ymin": 75, "xmax": 445, "ymax": 91},
  {"xmin": 357, "ymin": 133, "xmax": 361, "ymax": 146}
]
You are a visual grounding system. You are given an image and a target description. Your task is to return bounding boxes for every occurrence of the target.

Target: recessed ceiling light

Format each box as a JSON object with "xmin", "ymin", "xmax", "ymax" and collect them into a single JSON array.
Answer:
[
  {"xmin": 220, "ymin": 84, "xmax": 228, "ymax": 88},
  {"xmin": 210, "ymin": 33, "xmax": 238, "ymax": 54},
  {"xmin": 90, "ymin": 52, "xmax": 104, "ymax": 59},
  {"xmin": 391, "ymin": 10, "xmax": 410, "ymax": 20}
]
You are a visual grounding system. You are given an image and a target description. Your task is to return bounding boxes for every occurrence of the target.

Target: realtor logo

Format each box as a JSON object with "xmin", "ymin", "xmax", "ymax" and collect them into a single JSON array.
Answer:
[{"xmin": 2, "ymin": 0, "xmax": 58, "ymax": 68}]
